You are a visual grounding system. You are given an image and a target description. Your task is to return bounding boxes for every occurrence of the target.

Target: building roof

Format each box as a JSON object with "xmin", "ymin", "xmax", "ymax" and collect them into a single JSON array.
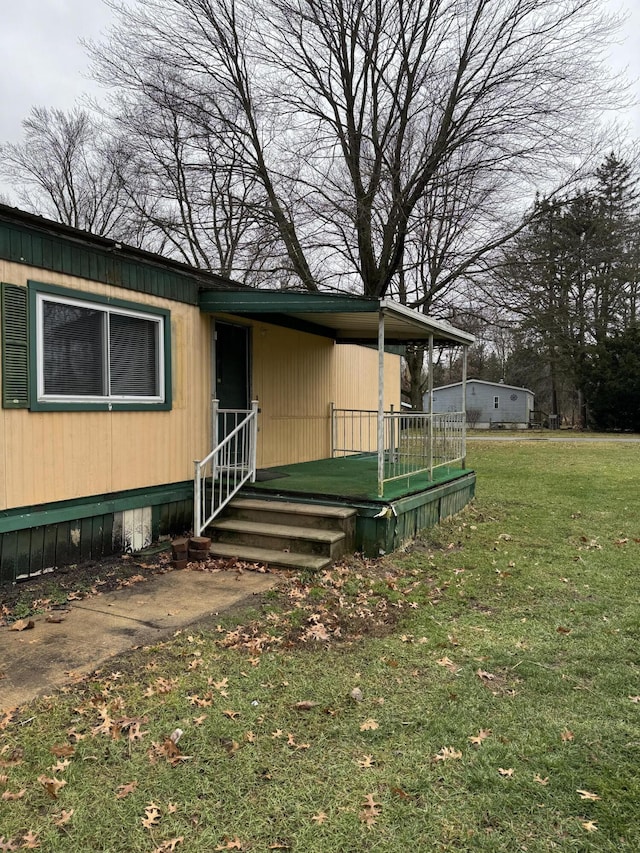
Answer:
[
  {"xmin": 199, "ymin": 290, "xmax": 474, "ymax": 345},
  {"xmin": 432, "ymin": 379, "xmax": 535, "ymax": 395}
]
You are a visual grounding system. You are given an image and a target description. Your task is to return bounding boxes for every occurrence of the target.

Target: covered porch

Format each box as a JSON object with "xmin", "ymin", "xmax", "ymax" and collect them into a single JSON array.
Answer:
[{"xmin": 195, "ymin": 290, "xmax": 475, "ymax": 554}]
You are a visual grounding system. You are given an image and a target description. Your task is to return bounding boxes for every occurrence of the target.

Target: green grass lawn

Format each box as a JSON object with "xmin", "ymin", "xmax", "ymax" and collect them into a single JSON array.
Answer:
[{"xmin": 1, "ymin": 441, "xmax": 639, "ymax": 851}]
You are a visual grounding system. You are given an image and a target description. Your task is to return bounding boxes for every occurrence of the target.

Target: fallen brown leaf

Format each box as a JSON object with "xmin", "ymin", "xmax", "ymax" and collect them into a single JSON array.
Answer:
[
  {"xmin": 357, "ymin": 754, "xmax": 375, "ymax": 768},
  {"xmin": 359, "ymin": 719, "xmax": 379, "ymax": 732},
  {"xmin": 476, "ymin": 668, "xmax": 496, "ymax": 681},
  {"xmin": 577, "ymin": 789, "xmax": 601, "ymax": 801},
  {"xmin": 436, "ymin": 656, "xmax": 460, "ymax": 674},
  {"xmin": 20, "ymin": 831, "xmax": 40, "ymax": 849},
  {"xmin": 498, "ymin": 767, "xmax": 514, "ymax": 777},
  {"xmin": 38, "ymin": 775, "xmax": 66, "ymax": 798},
  {"xmin": 359, "ymin": 793, "xmax": 381, "ymax": 827},
  {"xmin": 142, "ymin": 803, "xmax": 161, "ymax": 829},
  {"xmin": 286, "ymin": 733, "xmax": 310, "ymax": 750},
  {"xmin": 53, "ymin": 809, "xmax": 74, "ymax": 827},
  {"xmin": 9, "ymin": 619, "xmax": 34, "ymax": 632},
  {"xmin": 1, "ymin": 789, "xmax": 26, "ymax": 801},
  {"xmin": 214, "ymin": 839, "xmax": 243, "ymax": 850},
  {"xmin": 582, "ymin": 820, "xmax": 598, "ymax": 832},
  {"xmin": 533, "ymin": 775, "xmax": 549, "ymax": 786},
  {"xmin": 153, "ymin": 838, "xmax": 184, "ymax": 852},
  {"xmin": 222, "ymin": 709, "xmax": 240, "ymax": 720},
  {"xmin": 434, "ymin": 746, "xmax": 463, "ymax": 761},
  {"xmin": 468, "ymin": 728, "xmax": 492, "ymax": 746},
  {"xmin": 293, "ymin": 701, "xmax": 318, "ymax": 711},
  {"xmin": 311, "ymin": 812, "xmax": 328, "ymax": 825},
  {"xmin": 561, "ymin": 728, "xmax": 574, "ymax": 742},
  {"xmin": 115, "ymin": 781, "xmax": 138, "ymax": 799}
]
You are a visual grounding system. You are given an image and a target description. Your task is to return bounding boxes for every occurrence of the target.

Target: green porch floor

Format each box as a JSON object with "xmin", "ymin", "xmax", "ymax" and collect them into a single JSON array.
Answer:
[{"xmin": 249, "ymin": 454, "xmax": 473, "ymax": 502}]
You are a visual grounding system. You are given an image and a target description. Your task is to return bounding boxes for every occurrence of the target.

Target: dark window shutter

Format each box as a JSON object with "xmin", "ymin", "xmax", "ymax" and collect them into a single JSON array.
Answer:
[{"xmin": 1, "ymin": 283, "xmax": 29, "ymax": 408}]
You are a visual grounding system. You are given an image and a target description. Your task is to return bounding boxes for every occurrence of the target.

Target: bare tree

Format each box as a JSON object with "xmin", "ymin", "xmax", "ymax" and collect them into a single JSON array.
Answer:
[
  {"xmin": 108, "ymin": 74, "xmax": 268, "ymax": 275},
  {"xmin": 0, "ymin": 106, "xmax": 142, "ymax": 240},
  {"xmin": 88, "ymin": 0, "xmax": 622, "ymax": 297}
]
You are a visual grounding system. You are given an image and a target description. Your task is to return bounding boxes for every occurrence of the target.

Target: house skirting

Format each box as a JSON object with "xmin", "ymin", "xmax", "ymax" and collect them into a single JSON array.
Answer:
[
  {"xmin": 356, "ymin": 473, "xmax": 476, "ymax": 556},
  {"xmin": 0, "ymin": 482, "xmax": 193, "ymax": 583}
]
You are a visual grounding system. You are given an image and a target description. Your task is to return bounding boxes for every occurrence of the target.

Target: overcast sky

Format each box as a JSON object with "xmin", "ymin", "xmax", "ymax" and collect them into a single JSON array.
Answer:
[{"xmin": 1, "ymin": 0, "xmax": 639, "ymax": 149}]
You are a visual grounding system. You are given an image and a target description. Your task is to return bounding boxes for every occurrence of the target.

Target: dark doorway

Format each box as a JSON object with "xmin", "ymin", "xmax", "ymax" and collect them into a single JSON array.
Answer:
[{"xmin": 214, "ymin": 321, "xmax": 251, "ymax": 444}]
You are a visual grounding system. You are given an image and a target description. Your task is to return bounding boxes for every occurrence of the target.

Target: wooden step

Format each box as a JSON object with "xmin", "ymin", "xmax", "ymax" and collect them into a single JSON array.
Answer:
[
  {"xmin": 229, "ymin": 497, "xmax": 356, "ymax": 551},
  {"xmin": 210, "ymin": 518, "xmax": 347, "ymax": 559},
  {"xmin": 208, "ymin": 541, "xmax": 333, "ymax": 572}
]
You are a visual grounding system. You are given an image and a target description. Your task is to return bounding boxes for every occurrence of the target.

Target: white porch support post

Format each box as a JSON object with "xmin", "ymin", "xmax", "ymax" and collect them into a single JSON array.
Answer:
[
  {"xmin": 428, "ymin": 334, "xmax": 434, "ymax": 480},
  {"xmin": 194, "ymin": 460, "xmax": 202, "ymax": 537},
  {"xmin": 330, "ymin": 402, "xmax": 335, "ymax": 458},
  {"xmin": 211, "ymin": 397, "xmax": 219, "ymax": 482},
  {"xmin": 250, "ymin": 400, "xmax": 259, "ymax": 482},
  {"xmin": 461, "ymin": 346, "xmax": 468, "ymax": 467},
  {"xmin": 377, "ymin": 309, "xmax": 385, "ymax": 497}
]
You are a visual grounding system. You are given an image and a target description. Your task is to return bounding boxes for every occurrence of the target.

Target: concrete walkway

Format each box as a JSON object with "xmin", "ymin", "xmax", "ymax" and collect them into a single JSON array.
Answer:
[{"xmin": 0, "ymin": 568, "xmax": 277, "ymax": 712}]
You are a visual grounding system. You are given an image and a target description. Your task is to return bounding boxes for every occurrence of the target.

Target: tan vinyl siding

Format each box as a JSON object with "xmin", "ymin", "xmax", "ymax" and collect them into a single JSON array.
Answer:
[
  {"xmin": 252, "ymin": 321, "xmax": 334, "ymax": 468},
  {"xmin": 333, "ymin": 344, "xmax": 400, "ymax": 411},
  {"xmin": 251, "ymin": 328, "xmax": 400, "ymax": 469},
  {"xmin": 0, "ymin": 261, "xmax": 210, "ymax": 511}
]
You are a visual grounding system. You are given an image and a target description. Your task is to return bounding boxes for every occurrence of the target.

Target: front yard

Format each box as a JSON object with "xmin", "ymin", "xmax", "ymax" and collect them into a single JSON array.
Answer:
[{"xmin": 1, "ymin": 441, "xmax": 638, "ymax": 851}]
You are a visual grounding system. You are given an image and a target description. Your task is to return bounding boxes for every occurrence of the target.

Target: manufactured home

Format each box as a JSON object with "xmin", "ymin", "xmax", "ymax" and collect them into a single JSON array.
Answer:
[
  {"xmin": 425, "ymin": 379, "xmax": 535, "ymax": 429},
  {"xmin": 0, "ymin": 205, "xmax": 475, "ymax": 582}
]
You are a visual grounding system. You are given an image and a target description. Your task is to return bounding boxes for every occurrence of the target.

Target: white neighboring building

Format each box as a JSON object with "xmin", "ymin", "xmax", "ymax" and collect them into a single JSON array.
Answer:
[{"xmin": 424, "ymin": 380, "xmax": 535, "ymax": 429}]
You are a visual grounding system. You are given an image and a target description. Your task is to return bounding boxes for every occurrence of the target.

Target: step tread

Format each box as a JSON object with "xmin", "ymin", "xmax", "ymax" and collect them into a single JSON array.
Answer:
[
  {"xmin": 210, "ymin": 518, "xmax": 345, "ymax": 544},
  {"xmin": 208, "ymin": 542, "xmax": 332, "ymax": 571},
  {"xmin": 232, "ymin": 497, "xmax": 356, "ymax": 520}
]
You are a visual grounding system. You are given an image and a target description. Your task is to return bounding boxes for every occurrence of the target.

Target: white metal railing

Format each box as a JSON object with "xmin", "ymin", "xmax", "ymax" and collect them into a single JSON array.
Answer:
[
  {"xmin": 194, "ymin": 400, "xmax": 258, "ymax": 536},
  {"xmin": 331, "ymin": 406, "xmax": 466, "ymax": 495}
]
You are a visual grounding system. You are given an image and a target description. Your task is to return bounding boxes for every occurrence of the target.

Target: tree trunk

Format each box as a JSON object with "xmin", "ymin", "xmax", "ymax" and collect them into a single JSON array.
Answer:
[{"xmin": 406, "ymin": 347, "xmax": 427, "ymax": 411}]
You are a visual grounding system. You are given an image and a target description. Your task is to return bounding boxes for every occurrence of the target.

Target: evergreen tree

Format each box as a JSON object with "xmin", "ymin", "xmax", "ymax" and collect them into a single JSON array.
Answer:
[{"xmin": 580, "ymin": 324, "xmax": 640, "ymax": 432}]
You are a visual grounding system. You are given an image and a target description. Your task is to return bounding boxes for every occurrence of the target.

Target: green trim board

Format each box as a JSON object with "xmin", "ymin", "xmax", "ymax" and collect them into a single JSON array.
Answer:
[
  {"xmin": 0, "ymin": 480, "xmax": 193, "ymax": 535},
  {"xmin": 199, "ymin": 290, "xmax": 380, "ymax": 315},
  {"xmin": 26, "ymin": 280, "xmax": 172, "ymax": 412},
  {"xmin": 0, "ymin": 216, "xmax": 201, "ymax": 305}
]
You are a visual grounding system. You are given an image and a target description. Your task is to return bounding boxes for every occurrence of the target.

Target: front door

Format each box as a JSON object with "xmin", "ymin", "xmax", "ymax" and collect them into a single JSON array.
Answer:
[{"xmin": 213, "ymin": 321, "xmax": 251, "ymax": 444}]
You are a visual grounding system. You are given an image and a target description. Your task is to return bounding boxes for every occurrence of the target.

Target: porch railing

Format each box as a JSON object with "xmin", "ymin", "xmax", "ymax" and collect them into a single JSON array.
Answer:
[
  {"xmin": 194, "ymin": 401, "xmax": 258, "ymax": 537},
  {"xmin": 331, "ymin": 406, "xmax": 466, "ymax": 495}
]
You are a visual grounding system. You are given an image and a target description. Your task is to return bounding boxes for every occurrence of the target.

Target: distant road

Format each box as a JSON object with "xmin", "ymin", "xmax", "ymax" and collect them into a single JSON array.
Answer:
[{"xmin": 467, "ymin": 434, "xmax": 640, "ymax": 443}]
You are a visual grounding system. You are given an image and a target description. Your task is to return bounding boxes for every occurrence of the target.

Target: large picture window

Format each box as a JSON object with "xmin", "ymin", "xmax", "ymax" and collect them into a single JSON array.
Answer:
[{"xmin": 36, "ymin": 291, "xmax": 166, "ymax": 406}]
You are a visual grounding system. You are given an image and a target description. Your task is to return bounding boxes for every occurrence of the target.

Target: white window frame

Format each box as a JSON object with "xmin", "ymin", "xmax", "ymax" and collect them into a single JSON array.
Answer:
[
  {"xmin": 35, "ymin": 292, "xmax": 165, "ymax": 405},
  {"xmin": 493, "ymin": 396, "xmax": 499, "ymax": 409}
]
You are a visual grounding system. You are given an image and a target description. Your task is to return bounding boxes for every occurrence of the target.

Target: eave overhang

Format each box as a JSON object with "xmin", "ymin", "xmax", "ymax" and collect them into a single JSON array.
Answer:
[{"xmin": 198, "ymin": 290, "xmax": 474, "ymax": 347}]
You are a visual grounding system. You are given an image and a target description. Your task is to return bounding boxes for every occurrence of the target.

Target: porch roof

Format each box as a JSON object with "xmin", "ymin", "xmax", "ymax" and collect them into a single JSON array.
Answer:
[{"xmin": 198, "ymin": 290, "xmax": 474, "ymax": 346}]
